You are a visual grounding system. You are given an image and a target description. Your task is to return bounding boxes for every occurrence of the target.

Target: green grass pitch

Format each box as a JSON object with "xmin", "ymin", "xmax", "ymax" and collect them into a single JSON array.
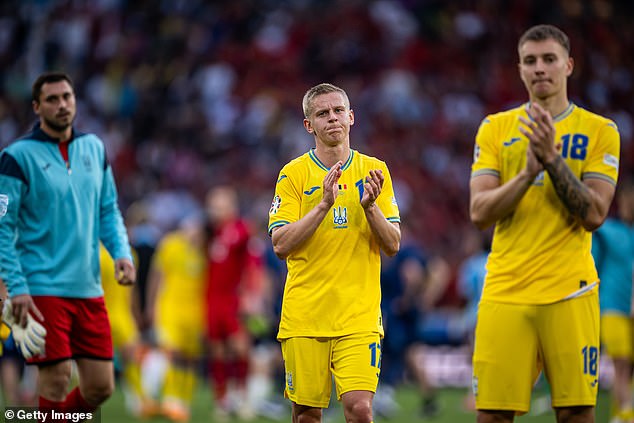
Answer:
[{"xmin": 100, "ymin": 384, "xmax": 611, "ymax": 423}]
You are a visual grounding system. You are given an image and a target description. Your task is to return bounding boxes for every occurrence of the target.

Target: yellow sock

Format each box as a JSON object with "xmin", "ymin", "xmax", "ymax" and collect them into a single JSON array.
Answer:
[
  {"xmin": 162, "ymin": 364, "xmax": 180, "ymax": 400},
  {"xmin": 180, "ymin": 367, "xmax": 197, "ymax": 406},
  {"xmin": 123, "ymin": 362, "xmax": 144, "ymax": 398},
  {"xmin": 163, "ymin": 365, "xmax": 197, "ymax": 406}
]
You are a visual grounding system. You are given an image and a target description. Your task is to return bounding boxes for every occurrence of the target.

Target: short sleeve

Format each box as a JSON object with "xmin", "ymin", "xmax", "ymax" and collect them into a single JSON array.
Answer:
[
  {"xmin": 582, "ymin": 121, "xmax": 620, "ymax": 185},
  {"xmin": 268, "ymin": 168, "xmax": 301, "ymax": 235},
  {"xmin": 376, "ymin": 163, "xmax": 400, "ymax": 223},
  {"xmin": 471, "ymin": 117, "xmax": 500, "ymax": 179}
]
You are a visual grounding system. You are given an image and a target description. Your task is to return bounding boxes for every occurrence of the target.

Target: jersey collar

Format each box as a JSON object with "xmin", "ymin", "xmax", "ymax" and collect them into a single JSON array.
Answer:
[
  {"xmin": 308, "ymin": 148, "xmax": 355, "ymax": 171},
  {"xmin": 25, "ymin": 123, "xmax": 84, "ymax": 144},
  {"xmin": 524, "ymin": 102, "xmax": 575, "ymax": 123}
]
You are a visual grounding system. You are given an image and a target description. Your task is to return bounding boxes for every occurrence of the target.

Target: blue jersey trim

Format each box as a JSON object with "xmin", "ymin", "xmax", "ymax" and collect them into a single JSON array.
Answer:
[
  {"xmin": 308, "ymin": 149, "xmax": 329, "ymax": 171},
  {"xmin": 341, "ymin": 150, "xmax": 355, "ymax": 171},
  {"xmin": 0, "ymin": 153, "xmax": 27, "ymax": 186},
  {"xmin": 268, "ymin": 220, "xmax": 289, "ymax": 235},
  {"xmin": 308, "ymin": 149, "xmax": 355, "ymax": 171}
]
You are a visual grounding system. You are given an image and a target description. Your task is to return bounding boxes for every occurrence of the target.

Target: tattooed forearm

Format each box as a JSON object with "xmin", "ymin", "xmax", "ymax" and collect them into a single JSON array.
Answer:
[{"xmin": 543, "ymin": 155, "xmax": 591, "ymax": 219}]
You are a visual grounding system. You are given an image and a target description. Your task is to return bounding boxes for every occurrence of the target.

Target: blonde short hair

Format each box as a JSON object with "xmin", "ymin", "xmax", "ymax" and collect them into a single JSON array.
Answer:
[{"xmin": 302, "ymin": 83, "xmax": 350, "ymax": 118}]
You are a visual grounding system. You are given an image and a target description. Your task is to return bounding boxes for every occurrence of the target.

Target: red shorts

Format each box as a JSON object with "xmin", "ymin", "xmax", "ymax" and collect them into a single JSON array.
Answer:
[
  {"xmin": 206, "ymin": 300, "xmax": 244, "ymax": 341},
  {"xmin": 27, "ymin": 296, "xmax": 113, "ymax": 365}
]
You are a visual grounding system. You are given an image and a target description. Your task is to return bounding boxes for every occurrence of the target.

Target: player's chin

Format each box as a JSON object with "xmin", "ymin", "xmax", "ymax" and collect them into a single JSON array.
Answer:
[{"xmin": 531, "ymin": 87, "xmax": 554, "ymax": 100}]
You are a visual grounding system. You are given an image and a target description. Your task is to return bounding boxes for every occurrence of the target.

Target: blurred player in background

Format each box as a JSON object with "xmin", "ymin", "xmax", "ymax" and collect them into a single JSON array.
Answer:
[
  {"xmin": 455, "ymin": 228, "xmax": 489, "ymax": 411},
  {"xmin": 100, "ymin": 244, "xmax": 151, "ymax": 417},
  {"xmin": 378, "ymin": 224, "xmax": 440, "ymax": 419},
  {"xmin": 0, "ymin": 72, "xmax": 135, "ymax": 414},
  {"xmin": 470, "ymin": 25, "xmax": 620, "ymax": 422},
  {"xmin": 205, "ymin": 185, "xmax": 262, "ymax": 421},
  {"xmin": 124, "ymin": 201, "xmax": 161, "ymax": 339},
  {"xmin": 592, "ymin": 180, "xmax": 634, "ymax": 423},
  {"xmin": 146, "ymin": 215, "xmax": 207, "ymax": 422},
  {"xmin": 268, "ymin": 83, "xmax": 401, "ymax": 423}
]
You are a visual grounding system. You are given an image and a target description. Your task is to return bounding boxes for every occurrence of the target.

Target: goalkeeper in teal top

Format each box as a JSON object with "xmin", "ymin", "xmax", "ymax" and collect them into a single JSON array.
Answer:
[{"xmin": 0, "ymin": 72, "xmax": 135, "ymax": 413}]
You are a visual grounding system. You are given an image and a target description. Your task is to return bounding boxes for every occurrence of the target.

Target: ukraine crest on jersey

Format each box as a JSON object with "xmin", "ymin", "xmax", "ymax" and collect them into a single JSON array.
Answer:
[
  {"xmin": 269, "ymin": 149, "xmax": 400, "ymax": 339},
  {"xmin": 471, "ymin": 103, "xmax": 620, "ymax": 304}
]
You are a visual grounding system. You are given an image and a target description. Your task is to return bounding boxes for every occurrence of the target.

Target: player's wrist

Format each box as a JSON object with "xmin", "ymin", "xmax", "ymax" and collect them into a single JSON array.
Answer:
[
  {"xmin": 518, "ymin": 168, "xmax": 535, "ymax": 185},
  {"xmin": 540, "ymin": 151, "xmax": 560, "ymax": 166},
  {"xmin": 362, "ymin": 202, "xmax": 377, "ymax": 211},
  {"xmin": 318, "ymin": 199, "xmax": 334, "ymax": 211}
]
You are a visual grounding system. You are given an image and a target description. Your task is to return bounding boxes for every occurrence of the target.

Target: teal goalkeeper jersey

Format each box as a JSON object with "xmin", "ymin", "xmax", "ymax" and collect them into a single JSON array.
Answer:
[
  {"xmin": 592, "ymin": 218, "xmax": 634, "ymax": 315},
  {"xmin": 0, "ymin": 125, "xmax": 132, "ymax": 298}
]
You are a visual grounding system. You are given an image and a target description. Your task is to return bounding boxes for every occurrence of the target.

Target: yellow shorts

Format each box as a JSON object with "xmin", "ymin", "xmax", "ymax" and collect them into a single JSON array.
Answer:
[
  {"xmin": 156, "ymin": 311, "xmax": 204, "ymax": 357},
  {"xmin": 600, "ymin": 313, "xmax": 632, "ymax": 359},
  {"xmin": 473, "ymin": 291, "xmax": 599, "ymax": 413},
  {"xmin": 280, "ymin": 332, "xmax": 382, "ymax": 408},
  {"xmin": 109, "ymin": 310, "xmax": 139, "ymax": 349}
]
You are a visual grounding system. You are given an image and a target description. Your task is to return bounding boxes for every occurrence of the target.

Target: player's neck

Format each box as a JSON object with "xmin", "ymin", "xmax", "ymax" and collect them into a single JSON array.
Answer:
[
  {"xmin": 314, "ymin": 143, "xmax": 350, "ymax": 168},
  {"xmin": 530, "ymin": 95, "xmax": 570, "ymax": 118},
  {"xmin": 40, "ymin": 123, "xmax": 72, "ymax": 143}
]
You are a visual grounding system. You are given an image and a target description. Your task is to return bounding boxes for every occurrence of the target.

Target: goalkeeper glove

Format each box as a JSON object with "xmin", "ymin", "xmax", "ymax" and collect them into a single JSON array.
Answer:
[{"xmin": 1, "ymin": 299, "xmax": 47, "ymax": 359}]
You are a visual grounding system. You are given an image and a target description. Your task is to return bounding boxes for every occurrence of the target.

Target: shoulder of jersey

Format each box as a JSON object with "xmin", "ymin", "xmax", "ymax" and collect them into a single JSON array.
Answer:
[
  {"xmin": 355, "ymin": 150, "xmax": 386, "ymax": 168},
  {"xmin": 480, "ymin": 104, "xmax": 525, "ymax": 125},
  {"xmin": 277, "ymin": 152, "xmax": 312, "ymax": 181},
  {"xmin": 573, "ymin": 105, "xmax": 619, "ymax": 131},
  {"xmin": 281, "ymin": 152, "xmax": 311, "ymax": 171}
]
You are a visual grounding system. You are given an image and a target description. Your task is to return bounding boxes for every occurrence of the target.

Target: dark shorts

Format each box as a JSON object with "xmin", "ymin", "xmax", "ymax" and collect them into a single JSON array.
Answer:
[{"xmin": 27, "ymin": 296, "xmax": 113, "ymax": 365}]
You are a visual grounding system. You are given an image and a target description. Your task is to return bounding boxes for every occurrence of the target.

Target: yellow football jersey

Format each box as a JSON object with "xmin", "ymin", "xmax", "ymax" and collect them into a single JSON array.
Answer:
[
  {"xmin": 472, "ymin": 103, "xmax": 620, "ymax": 304},
  {"xmin": 269, "ymin": 149, "xmax": 400, "ymax": 339},
  {"xmin": 152, "ymin": 231, "xmax": 206, "ymax": 335},
  {"xmin": 101, "ymin": 244, "xmax": 135, "ymax": 313}
]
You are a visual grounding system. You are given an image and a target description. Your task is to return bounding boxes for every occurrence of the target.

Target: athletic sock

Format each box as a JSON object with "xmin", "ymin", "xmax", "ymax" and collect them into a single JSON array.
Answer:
[
  {"xmin": 210, "ymin": 359, "xmax": 228, "ymax": 406},
  {"xmin": 39, "ymin": 395, "xmax": 65, "ymax": 419},
  {"xmin": 63, "ymin": 387, "xmax": 97, "ymax": 413}
]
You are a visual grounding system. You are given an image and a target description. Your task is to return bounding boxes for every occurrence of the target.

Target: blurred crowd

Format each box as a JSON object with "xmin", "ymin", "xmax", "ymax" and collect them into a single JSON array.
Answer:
[
  {"xmin": 1, "ymin": 0, "xmax": 634, "ymax": 419},
  {"xmin": 1, "ymin": 0, "xmax": 632, "ymax": 264}
]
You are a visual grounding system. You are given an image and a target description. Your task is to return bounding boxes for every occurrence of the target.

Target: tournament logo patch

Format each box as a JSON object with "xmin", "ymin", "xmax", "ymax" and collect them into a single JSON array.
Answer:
[
  {"xmin": 269, "ymin": 195, "xmax": 282, "ymax": 215},
  {"xmin": 473, "ymin": 144, "xmax": 480, "ymax": 162},
  {"xmin": 603, "ymin": 153, "xmax": 618, "ymax": 170},
  {"xmin": 0, "ymin": 194, "xmax": 8, "ymax": 218},
  {"xmin": 472, "ymin": 375, "xmax": 478, "ymax": 397}
]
